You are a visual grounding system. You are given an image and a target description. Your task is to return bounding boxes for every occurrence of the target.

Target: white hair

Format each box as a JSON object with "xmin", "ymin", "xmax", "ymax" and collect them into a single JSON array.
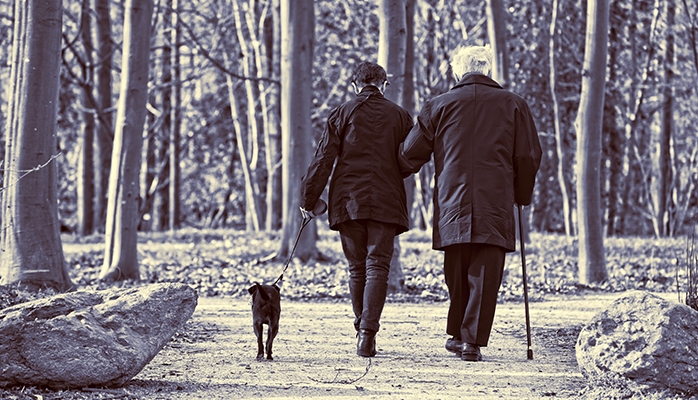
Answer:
[{"xmin": 450, "ymin": 45, "xmax": 494, "ymax": 80}]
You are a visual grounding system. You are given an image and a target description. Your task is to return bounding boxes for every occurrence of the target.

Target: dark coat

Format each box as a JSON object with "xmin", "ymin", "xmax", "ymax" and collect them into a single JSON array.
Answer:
[
  {"xmin": 398, "ymin": 74, "xmax": 542, "ymax": 251},
  {"xmin": 301, "ymin": 86, "xmax": 414, "ymax": 234}
]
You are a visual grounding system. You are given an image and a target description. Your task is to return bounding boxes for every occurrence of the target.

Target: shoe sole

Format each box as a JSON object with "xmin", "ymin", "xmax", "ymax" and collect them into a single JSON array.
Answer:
[{"xmin": 462, "ymin": 353, "xmax": 482, "ymax": 361}]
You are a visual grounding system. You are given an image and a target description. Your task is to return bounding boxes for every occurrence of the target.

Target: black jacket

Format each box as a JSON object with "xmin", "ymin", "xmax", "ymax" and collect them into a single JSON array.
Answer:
[
  {"xmin": 301, "ymin": 86, "xmax": 413, "ymax": 234},
  {"xmin": 399, "ymin": 74, "xmax": 542, "ymax": 251}
]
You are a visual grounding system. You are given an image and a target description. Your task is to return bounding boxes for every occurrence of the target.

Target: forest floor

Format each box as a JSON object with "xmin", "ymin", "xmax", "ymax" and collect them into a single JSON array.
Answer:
[
  {"xmin": 130, "ymin": 294, "xmax": 599, "ymax": 400},
  {"xmin": 0, "ymin": 229, "xmax": 693, "ymax": 399},
  {"xmin": 2, "ymin": 291, "xmax": 661, "ymax": 400}
]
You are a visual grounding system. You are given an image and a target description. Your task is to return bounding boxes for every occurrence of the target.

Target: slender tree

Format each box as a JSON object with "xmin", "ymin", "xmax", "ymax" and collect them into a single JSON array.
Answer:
[
  {"xmin": 549, "ymin": 0, "xmax": 574, "ymax": 236},
  {"xmin": 652, "ymin": 0, "xmax": 675, "ymax": 237},
  {"xmin": 169, "ymin": 0, "xmax": 182, "ymax": 231},
  {"xmin": 378, "ymin": 0, "xmax": 407, "ymax": 105},
  {"xmin": 77, "ymin": 0, "xmax": 96, "ymax": 236},
  {"xmin": 100, "ymin": 0, "xmax": 154, "ymax": 282},
  {"xmin": 231, "ymin": 0, "xmax": 263, "ymax": 231},
  {"xmin": 267, "ymin": 0, "xmax": 283, "ymax": 230},
  {"xmin": 378, "ymin": 0, "xmax": 408, "ymax": 293},
  {"xmin": 0, "ymin": 0, "xmax": 73, "ymax": 291},
  {"xmin": 486, "ymin": 0, "xmax": 509, "ymax": 87},
  {"xmin": 279, "ymin": 0, "xmax": 318, "ymax": 260},
  {"xmin": 575, "ymin": 0, "xmax": 610, "ymax": 284},
  {"xmin": 93, "ymin": 0, "xmax": 113, "ymax": 233}
]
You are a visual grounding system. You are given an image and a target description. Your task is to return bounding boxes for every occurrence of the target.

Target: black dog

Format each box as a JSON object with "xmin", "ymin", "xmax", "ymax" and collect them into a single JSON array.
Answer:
[{"xmin": 248, "ymin": 282, "xmax": 281, "ymax": 360}]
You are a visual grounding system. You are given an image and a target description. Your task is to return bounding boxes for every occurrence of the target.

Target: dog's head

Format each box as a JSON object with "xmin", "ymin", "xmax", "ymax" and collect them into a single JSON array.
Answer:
[{"xmin": 248, "ymin": 282, "xmax": 280, "ymax": 302}]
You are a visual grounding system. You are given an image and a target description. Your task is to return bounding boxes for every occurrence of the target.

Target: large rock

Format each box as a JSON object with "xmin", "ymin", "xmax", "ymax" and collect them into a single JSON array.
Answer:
[
  {"xmin": 576, "ymin": 290, "xmax": 698, "ymax": 394},
  {"xmin": 0, "ymin": 283, "xmax": 197, "ymax": 389}
]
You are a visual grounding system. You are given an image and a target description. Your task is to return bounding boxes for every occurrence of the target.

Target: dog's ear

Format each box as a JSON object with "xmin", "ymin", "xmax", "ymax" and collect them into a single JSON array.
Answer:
[
  {"xmin": 248, "ymin": 283, "xmax": 259, "ymax": 295},
  {"xmin": 272, "ymin": 284, "xmax": 280, "ymax": 293}
]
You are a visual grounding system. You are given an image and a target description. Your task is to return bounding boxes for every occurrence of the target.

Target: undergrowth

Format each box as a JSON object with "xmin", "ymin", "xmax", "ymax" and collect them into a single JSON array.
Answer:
[{"xmin": 54, "ymin": 228, "xmax": 691, "ymax": 303}]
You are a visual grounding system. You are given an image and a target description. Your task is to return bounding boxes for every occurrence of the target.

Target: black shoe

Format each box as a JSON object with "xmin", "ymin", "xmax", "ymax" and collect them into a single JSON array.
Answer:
[
  {"xmin": 461, "ymin": 343, "xmax": 482, "ymax": 361},
  {"xmin": 445, "ymin": 337, "xmax": 463, "ymax": 354},
  {"xmin": 357, "ymin": 329, "xmax": 377, "ymax": 357}
]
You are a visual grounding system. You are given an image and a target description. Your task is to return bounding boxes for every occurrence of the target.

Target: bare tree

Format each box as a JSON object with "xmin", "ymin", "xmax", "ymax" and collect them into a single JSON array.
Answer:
[
  {"xmin": 93, "ymin": 0, "xmax": 114, "ymax": 233},
  {"xmin": 549, "ymin": 0, "xmax": 575, "ymax": 236},
  {"xmin": 377, "ymin": 0, "xmax": 409, "ymax": 293},
  {"xmin": 279, "ymin": 0, "xmax": 318, "ymax": 260},
  {"xmin": 0, "ymin": 0, "xmax": 73, "ymax": 291},
  {"xmin": 100, "ymin": 0, "xmax": 154, "ymax": 282},
  {"xmin": 77, "ymin": 0, "xmax": 96, "ymax": 236},
  {"xmin": 575, "ymin": 0, "xmax": 610, "ymax": 284},
  {"xmin": 266, "ymin": 0, "xmax": 283, "ymax": 231},
  {"xmin": 168, "ymin": 0, "xmax": 182, "ymax": 231},
  {"xmin": 651, "ymin": 0, "xmax": 674, "ymax": 237},
  {"xmin": 486, "ymin": 0, "xmax": 509, "ymax": 87}
]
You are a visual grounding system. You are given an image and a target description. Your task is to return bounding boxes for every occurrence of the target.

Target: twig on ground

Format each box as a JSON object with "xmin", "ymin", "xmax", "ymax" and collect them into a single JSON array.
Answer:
[{"xmin": 308, "ymin": 358, "xmax": 372, "ymax": 384}]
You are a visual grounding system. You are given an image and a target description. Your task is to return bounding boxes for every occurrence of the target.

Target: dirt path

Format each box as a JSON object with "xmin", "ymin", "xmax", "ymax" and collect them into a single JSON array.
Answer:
[{"xmin": 128, "ymin": 293, "xmax": 632, "ymax": 399}]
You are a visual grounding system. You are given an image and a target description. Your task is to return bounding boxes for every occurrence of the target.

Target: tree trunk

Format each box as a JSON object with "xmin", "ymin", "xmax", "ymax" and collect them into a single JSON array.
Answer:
[
  {"xmin": 155, "ymin": 4, "xmax": 173, "ymax": 233},
  {"xmin": 223, "ymin": 52, "xmax": 261, "ymax": 232},
  {"xmin": 652, "ymin": 0, "xmax": 674, "ymax": 237},
  {"xmin": 486, "ymin": 0, "xmax": 509, "ymax": 87},
  {"xmin": 78, "ymin": 0, "xmax": 96, "ymax": 236},
  {"xmin": 403, "ymin": 0, "xmax": 418, "ymax": 228},
  {"xmin": 378, "ymin": 0, "xmax": 407, "ymax": 104},
  {"xmin": 231, "ymin": 0, "xmax": 263, "ymax": 230},
  {"xmin": 100, "ymin": 0, "xmax": 154, "ymax": 282},
  {"xmin": 266, "ymin": 0, "xmax": 283, "ymax": 231},
  {"xmin": 575, "ymin": 0, "xmax": 609, "ymax": 285},
  {"xmin": 0, "ymin": 0, "xmax": 73, "ymax": 292},
  {"xmin": 378, "ymin": 0, "xmax": 408, "ymax": 294},
  {"xmin": 169, "ymin": 0, "xmax": 182, "ymax": 231},
  {"xmin": 280, "ymin": 0, "xmax": 317, "ymax": 260},
  {"xmin": 93, "ymin": 0, "xmax": 113, "ymax": 233},
  {"xmin": 245, "ymin": 0, "xmax": 274, "ymax": 230},
  {"xmin": 549, "ymin": 0, "xmax": 575, "ymax": 236}
]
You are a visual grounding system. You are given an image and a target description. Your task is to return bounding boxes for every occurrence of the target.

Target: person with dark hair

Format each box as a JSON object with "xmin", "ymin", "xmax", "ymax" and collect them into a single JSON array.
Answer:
[
  {"xmin": 398, "ymin": 45, "xmax": 542, "ymax": 362},
  {"xmin": 300, "ymin": 61, "xmax": 413, "ymax": 357}
]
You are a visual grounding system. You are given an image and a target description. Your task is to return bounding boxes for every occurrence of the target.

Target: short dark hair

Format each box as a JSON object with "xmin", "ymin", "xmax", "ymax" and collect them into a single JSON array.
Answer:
[{"xmin": 351, "ymin": 62, "xmax": 387, "ymax": 86}]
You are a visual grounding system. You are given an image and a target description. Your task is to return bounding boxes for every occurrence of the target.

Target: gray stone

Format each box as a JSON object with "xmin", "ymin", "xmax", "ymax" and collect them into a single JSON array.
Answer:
[
  {"xmin": 0, "ymin": 283, "xmax": 197, "ymax": 389},
  {"xmin": 576, "ymin": 290, "xmax": 698, "ymax": 394}
]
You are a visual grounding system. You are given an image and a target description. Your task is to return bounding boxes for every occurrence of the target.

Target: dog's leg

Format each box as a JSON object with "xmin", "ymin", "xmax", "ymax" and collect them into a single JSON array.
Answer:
[
  {"xmin": 254, "ymin": 321, "xmax": 264, "ymax": 360},
  {"xmin": 266, "ymin": 322, "xmax": 278, "ymax": 360}
]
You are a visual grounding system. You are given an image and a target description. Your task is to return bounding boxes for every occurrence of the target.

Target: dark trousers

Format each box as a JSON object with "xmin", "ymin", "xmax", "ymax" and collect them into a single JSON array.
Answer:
[
  {"xmin": 338, "ymin": 219, "xmax": 396, "ymax": 333},
  {"xmin": 444, "ymin": 243, "xmax": 506, "ymax": 347}
]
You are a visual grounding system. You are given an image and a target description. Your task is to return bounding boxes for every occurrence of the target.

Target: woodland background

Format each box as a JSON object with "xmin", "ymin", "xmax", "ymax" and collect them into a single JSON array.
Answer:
[{"xmin": 0, "ymin": 0, "xmax": 696, "ymax": 295}]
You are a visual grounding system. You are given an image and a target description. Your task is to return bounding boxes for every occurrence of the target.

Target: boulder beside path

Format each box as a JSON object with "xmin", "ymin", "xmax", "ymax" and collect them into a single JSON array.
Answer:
[
  {"xmin": 0, "ymin": 283, "xmax": 198, "ymax": 389},
  {"xmin": 576, "ymin": 290, "xmax": 698, "ymax": 395}
]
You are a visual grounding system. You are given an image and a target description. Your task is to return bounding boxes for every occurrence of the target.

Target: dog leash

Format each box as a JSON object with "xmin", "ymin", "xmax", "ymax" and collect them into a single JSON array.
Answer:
[
  {"xmin": 272, "ymin": 215, "xmax": 312, "ymax": 286},
  {"xmin": 271, "ymin": 199, "xmax": 327, "ymax": 285}
]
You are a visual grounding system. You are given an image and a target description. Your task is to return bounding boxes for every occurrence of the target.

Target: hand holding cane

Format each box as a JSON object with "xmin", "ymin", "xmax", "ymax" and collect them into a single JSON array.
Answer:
[{"xmin": 517, "ymin": 203, "xmax": 533, "ymax": 360}]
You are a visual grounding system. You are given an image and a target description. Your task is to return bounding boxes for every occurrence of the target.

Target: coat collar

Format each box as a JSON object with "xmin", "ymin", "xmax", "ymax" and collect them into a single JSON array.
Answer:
[
  {"xmin": 452, "ymin": 73, "xmax": 502, "ymax": 90},
  {"xmin": 357, "ymin": 85, "xmax": 383, "ymax": 98}
]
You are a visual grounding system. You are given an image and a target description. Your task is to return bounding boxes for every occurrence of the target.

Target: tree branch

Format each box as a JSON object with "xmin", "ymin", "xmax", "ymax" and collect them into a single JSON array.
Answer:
[{"xmin": 176, "ymin": 9, "xmax": 280, "ymax": 85}]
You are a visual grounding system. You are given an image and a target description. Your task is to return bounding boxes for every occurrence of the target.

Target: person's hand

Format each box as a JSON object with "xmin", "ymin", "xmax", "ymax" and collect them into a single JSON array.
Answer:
[
  {"xmin": 299, "ymin": 199, "xmax": 328, "ymax": 220},
  {"xmin": 299, "ymin": 207, "xmax": 317, "ymax": 220}
]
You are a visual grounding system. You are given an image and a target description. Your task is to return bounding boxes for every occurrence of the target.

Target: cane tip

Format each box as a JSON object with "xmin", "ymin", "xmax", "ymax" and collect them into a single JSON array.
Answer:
[{"xmin": 527, "ymin": 349, "xmax": 533, "ymax": 360}]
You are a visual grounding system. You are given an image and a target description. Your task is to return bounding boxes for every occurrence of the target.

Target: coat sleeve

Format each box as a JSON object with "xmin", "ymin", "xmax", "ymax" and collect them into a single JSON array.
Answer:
[
  {"xmin": 513, "ymin": 100, "xmax": 542, "ymax": 206},
  {"xmin": 398, "ymin": 102, "xmax": 435, "ymax": 178},
  {"xmin": 300, "ymin": 108, "xmax": 341, "ymax": 210}
]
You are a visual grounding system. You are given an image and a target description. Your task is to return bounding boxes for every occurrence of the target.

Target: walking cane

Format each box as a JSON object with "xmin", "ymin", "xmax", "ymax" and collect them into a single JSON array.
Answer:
[{"xmin": 517, "ymin": 204, "xmax": 534, "ymax": 360}]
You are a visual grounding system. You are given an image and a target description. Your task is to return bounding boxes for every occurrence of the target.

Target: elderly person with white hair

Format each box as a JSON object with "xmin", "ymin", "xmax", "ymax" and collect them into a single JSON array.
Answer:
[{"xmin": 398, "ymin": 45, "xmax": 542, "ymax": 362}]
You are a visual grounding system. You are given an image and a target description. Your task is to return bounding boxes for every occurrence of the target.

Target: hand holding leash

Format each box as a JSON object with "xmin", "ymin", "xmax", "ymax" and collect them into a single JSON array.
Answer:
[{"xmin": 300, "ymin": 199, "xmax": 328, "ymax": 221}]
